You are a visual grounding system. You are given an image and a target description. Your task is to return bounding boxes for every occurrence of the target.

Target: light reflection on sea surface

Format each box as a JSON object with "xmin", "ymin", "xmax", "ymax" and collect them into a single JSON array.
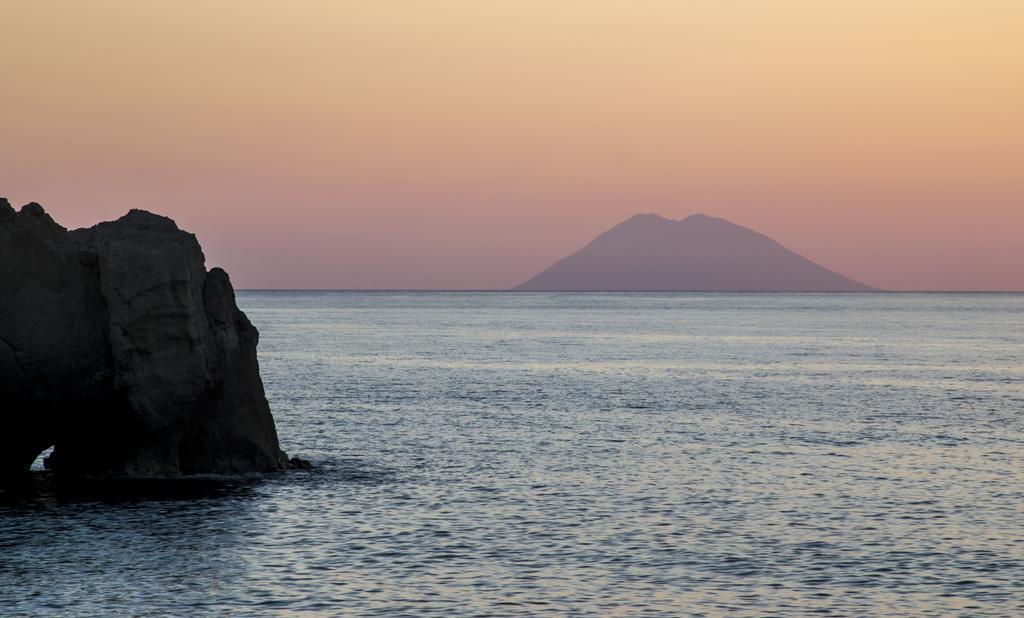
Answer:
[{"xmin": 2, "ymin": 292, "xmax": 1023, "ymax": 616}]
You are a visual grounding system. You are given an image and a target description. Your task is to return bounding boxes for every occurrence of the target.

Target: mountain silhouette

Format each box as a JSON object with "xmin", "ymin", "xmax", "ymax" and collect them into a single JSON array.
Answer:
[{"xmin": 517, "ymin": 213, "xmax": 874, "ymax": 291}]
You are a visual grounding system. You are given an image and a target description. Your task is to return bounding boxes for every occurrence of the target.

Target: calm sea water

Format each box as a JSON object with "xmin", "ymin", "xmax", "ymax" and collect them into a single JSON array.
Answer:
[{"xmin": 2, "ymin": 292, "xmax": 1023, "ymax": 616}]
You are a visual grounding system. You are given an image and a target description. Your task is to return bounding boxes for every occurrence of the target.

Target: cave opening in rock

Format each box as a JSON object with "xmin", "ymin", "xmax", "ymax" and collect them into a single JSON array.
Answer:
[{"xmin": 30, "ymin": 446, "xmax": 55, "ymax": 472}]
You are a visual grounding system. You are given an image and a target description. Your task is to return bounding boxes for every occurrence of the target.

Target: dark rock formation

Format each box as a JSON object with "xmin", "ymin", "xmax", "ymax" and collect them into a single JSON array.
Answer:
[
  {"xmin": 517, "ymin": 213, "xmax": 875, "ymax": 291},
  {"xmin": 1, "ymin": 199, "xmax": 290, "ymax": 482}
]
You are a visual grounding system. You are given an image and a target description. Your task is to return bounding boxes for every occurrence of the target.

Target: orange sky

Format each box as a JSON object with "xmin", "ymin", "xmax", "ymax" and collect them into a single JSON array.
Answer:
[{"xmin": 2, "ymin": 1, "xmax": 1022, "ymax": 290}]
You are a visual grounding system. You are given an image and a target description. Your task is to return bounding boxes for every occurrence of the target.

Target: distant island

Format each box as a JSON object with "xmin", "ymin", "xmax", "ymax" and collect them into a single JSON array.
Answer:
[{"xmin": 517, "ymin": 213, "xmax": 875, "ymax": 292}]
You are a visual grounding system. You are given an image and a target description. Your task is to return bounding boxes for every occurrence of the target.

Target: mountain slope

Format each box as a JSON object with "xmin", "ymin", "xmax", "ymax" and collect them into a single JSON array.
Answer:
[{"xmin": 516, "ymin": 213, "xmax": 874, "ymax": 291}]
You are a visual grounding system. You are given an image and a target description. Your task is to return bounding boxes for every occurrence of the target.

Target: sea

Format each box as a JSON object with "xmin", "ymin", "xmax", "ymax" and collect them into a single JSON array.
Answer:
[{"xmin": 2, "ymin": 292, "xmax": 1023, "ymax": 616}]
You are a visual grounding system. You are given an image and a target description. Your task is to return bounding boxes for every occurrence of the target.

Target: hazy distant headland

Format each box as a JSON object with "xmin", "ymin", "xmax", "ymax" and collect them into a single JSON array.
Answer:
[{"xmin": 518, "ymin": 213, "xmax": 875, "ymax": 292}]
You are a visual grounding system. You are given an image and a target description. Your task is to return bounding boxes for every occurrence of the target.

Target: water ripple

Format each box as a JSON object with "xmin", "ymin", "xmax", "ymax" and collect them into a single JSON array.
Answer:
[{"xmin": 2, "ymin": 292, "xmax": 1023, "ymax": 616}]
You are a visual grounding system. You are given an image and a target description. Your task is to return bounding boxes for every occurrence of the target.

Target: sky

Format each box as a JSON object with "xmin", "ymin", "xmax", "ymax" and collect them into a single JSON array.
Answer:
[{"xmin": 2, "ymin": 1, "xmax": 1022, "ymax": 290}]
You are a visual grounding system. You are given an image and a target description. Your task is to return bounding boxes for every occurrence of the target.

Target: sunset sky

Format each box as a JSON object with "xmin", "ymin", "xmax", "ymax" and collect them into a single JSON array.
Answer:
[{"xmin": 3, "ymin": 1, "xmax": 1021, "ymax": 290}]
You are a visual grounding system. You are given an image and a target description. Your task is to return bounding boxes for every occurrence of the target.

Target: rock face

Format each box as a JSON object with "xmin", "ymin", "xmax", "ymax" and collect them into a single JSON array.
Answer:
[
  {"xmin": 0, "ymin": 199, "xmax": 289, "ymax": 481},
  {"xmin": 517, "ymin": 213, "xmax": 875, "ymax": 291}
]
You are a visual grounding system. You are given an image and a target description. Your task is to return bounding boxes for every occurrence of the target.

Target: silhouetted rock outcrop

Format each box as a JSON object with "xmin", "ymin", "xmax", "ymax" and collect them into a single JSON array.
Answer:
[
  {"xmin": 0, "ymin": 199, "xmax": 291, "ymax": 482},
  {"xmin": 518, "ymin": 213, "xmax": 874, "ymax": 291}
]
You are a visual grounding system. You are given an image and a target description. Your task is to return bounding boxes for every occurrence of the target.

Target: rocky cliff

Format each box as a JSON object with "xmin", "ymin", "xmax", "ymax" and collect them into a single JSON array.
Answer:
[{"xmin": 0, "ymin": 199, "xmax": 291, "ymax": 481}]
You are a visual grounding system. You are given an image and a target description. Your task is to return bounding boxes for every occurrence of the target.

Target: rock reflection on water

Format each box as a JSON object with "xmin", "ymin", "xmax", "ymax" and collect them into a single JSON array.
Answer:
[{"xmin": 2, "ymin": 292, "xmax": 1024, "ymax": 616}]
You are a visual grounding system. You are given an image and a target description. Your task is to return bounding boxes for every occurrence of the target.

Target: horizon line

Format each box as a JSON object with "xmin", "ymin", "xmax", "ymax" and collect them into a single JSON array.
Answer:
[{"xmin": 235, "ymin": 288, "xmax": 1024, "ymax": 294}]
